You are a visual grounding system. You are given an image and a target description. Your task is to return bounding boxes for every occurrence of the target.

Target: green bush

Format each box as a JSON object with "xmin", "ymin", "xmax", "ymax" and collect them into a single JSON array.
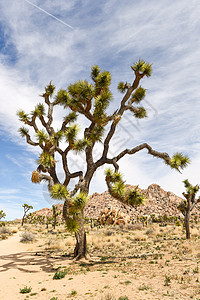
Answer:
[
  {"xmin": 53, "ymin": 269, "xmax": 67, "ymax": 280},
  {"xmin": 20, "ymin": 286, "xmax": 32, "ymax": 294}
]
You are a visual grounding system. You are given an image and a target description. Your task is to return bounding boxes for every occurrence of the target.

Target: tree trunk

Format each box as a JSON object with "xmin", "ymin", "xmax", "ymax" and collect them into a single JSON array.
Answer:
[
  {"xmin": 21, "ymin": 216, "xmax": 25, "ymax": 227},
  {"xmin": 53, "ymin": 219, "xmax": 56, "ymax": 229},
  {"xmin": 184, "ymin": 211, "xmax": 190, "ymax": 239},
  {"xmin": 73, "ymin": 211, "xmax": 88, "ymax": 260}
]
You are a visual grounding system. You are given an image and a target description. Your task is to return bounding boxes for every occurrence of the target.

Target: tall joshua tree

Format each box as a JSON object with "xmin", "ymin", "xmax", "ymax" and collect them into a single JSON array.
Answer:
[
  {"xmin": 17, "ymin": 59, "xmax": 189, "ymax": 259},
  {"xmin": 178, "ymin": 180, "xmax": 200, "ymax": 239},
  {"xmin": 21, "ymin": 203, "xmax": 33, "ymax": 226}
]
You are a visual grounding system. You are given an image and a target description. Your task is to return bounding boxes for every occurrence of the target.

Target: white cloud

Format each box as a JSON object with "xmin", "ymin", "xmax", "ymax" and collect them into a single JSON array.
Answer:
[{"xmin": 0, "ymin": 0, "xmax": 200, "ymax": 219}]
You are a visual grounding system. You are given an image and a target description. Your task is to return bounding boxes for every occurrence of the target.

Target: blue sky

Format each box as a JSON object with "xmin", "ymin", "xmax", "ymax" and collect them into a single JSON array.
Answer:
[{"xmin": 0, "ymin": 0, "xmax": 200, "ymax": 220}]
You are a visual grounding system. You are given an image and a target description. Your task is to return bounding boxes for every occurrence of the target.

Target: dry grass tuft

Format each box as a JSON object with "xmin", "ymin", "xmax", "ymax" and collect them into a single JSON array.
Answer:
[
  {"xmin": 134, "ymin": 232, "xmax": 147, "ymax": 241},
  {"xmin": 46, "ymin": 238, "xmax": 65, "ymax": 251},
  {"xmin": 20, "ymin": 231, "xmax": 35, "ymax": 243}
]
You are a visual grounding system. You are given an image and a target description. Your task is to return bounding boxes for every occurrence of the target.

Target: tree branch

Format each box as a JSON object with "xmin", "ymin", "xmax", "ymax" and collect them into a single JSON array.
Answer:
[{"xmin": 114, "ymin": 143, "xmax": 170, "ymax": 164}]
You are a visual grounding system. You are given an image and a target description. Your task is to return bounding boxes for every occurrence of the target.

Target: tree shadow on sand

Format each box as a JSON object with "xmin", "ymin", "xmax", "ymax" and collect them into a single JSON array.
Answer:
[
  {"xmin": 0, "ymin": 251, "xmax": 57, "ymax": 273},
  {"xmin": 0, "ymin": 250, "xmax": 149, "ymax": 273}
]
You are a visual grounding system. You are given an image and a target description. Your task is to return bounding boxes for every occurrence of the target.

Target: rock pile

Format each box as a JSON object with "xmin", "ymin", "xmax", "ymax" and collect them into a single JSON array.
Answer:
[
  {"xmin": 84, "ymin": 184, "xmax": 200, "ymax": 222},
  {"xmin": 16, "ymin": 184, "xmax": 200, "ymax": 223},
  {"xmin": 97, "ymin": 207, "xmax": 131, "ymax": 225}
]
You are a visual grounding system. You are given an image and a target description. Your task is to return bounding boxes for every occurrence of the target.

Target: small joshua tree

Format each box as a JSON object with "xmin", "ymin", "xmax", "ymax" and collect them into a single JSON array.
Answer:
[
  {"xmin": 178, "ymin": 179, "xmax": 200, "ymax": 239},
  {"xmin": 0, "ymin": 210, "xmax": 6, "ymax": 220},
  {"xmin": 21, "ymin": 204, "xmax": 33, "ymax": 226},
  {"xmin": 52, "ymin": 205, "xmax": 61, "ymax": 229},
  {"xmin": 46, "ymin": 216, "xmax": 53, "ymax": 229},
  {"xmin": 17, "ymin": 60, "xmax": 189, "ymax": 259}
]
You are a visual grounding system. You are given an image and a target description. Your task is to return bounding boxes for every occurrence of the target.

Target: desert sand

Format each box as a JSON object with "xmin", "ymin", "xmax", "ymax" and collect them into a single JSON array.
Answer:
[{"xmin": 0, "ymin": 224, "xmax": 200, "ymax": 300}]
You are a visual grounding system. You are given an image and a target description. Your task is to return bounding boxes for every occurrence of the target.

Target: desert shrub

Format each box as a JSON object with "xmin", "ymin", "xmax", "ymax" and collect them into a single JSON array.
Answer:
[
  {"xmin": 0, "ymin": 234, "xmax": 8, "ymax": 240},
  {"xmin": 104, "ymin": 230, "xmax": 115, "ymax": 236},
  {"xmin": 0, "ymin": 221, "xmax": 6, "ymax": 227},
  {"xmin": 0, "ymin": 227, "xmax": 11, "ymax": 235},
  {"xmin": 146, "ymin": 228, "xmax": 153, "ymax": 235},
  {"xmin": 127, "ymin": 223, "xmax": 143, "ymax": 231},
  {"xmin": 20, "ymin": 286, "xmax": 32, "ymax": 294},
  {"xmin": 175, "ymin": 220, "xmax": 182, "ymax": 227},
  {"xmin": 20, "ymin": 231, "xmax": 35, "ymax": 243},
  {"xmin": 101, "ymin": 293, "xmax": 116, "ymax": 300},
  {"xmin": 134, "ymin": 232, "xmax": 147, "ymax": 241},
  {"xmin": 53, "ymin": 269, "xmax": 67, "ymax": 280}
]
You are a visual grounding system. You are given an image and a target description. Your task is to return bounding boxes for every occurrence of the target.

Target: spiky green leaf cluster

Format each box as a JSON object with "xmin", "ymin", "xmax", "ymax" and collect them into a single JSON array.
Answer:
[
  {"xmin": 93, "ymin": 91, "xmax": 112, "ymax": 121},
  {"xmin": 31, "ymin": 103, "xmax": 45, "ymax": 117},
  {"xmin": 35, "ymin": 130, "xmax": 48, "ymax": 144},
  {"xmin": 71, "ymin": 192, "xmax": 88, "ymax": 212},
  {"xmin": 51, "ymin": 131, "xmax": 63, "ymax": 145},
  {"xmin": 73, "ymin": 139, "xmax": 91, "ymax": 153},
  {"xmin": 19, "ymin": 127, "xmax": 29, "ymax": 137},
  {"xmin": 105, "ymin": 167, "xmax": 123, "ymax": 183},
  {"xmin": 131, "ymin": 59, "xmax": 152, "ymax": 77},
  {"xmin": 17, "ymin": 110, "xmax": 30, "ymax": 123},
  {"xmin": 22, "ymin": 203, "xmax": 33, "ymax": 210},
  {"xmin": 125, "ymin": 188, "xmax": 146, "ymax": 206},
  {"xmin": 45, "ymin": 82, "xmax": 55, "ymax": 96},
  {"xmin": 50, "ymin": 184, "xmax": 69, "ymax": 200},
  {"xmin": 37, "ymin": 152, "xmax": 56, "ymax": 167},
  {"xmin": 55, "ymin": 89, "xmax": 71, "ymax": 106},
  {"xmin": 95, "ymin": 71, "xmax": 111, "ymax": 89},
  {"xmin": 89, "ymin": 124, "xmax": 105, "ymax": 142},
  {"xmin": 112, "ymin": 181, "xmax": 126, "ymax": 197},
  {"xmin": 131, "ymin": 86, "xmax": 146, "ymax": 103},
  {"xmin": 63, "ymin": 112, "xmax": 77, "ymax": 124},
  {"xmin": 65, "ymin": 217, "xmax": 80, "ymax": 233},
  {"xmin": 64, "ymin": 124, "xmax": 79, "ymax": 142},
  {"xmin": 169, "ymin": 153, "xmax": 190, "ymax": 170},
  {"xmin": 117, "ymin": 81, "xmax": 127, "ymax": 93},
  {"xmin": 68, "ymin": 80, "xmax": 94, "ymax": 103},
  {"xmin": 183, "ymin": 179, "xmax": 199, "ymax": 195},
  {"xmin": 0, "ymin": 210, "xmax": 6, "ymax": 220},
  {"xmin": 91, "ymin": 65, "xmax": 101, "ymax": 82},
  {"xmin": 105, "ymin": 168, "xmax": 146, "ymax": 207},
  {"xmin": 134, "ymin": 107, "xmax": 147, "ymax": 119}
]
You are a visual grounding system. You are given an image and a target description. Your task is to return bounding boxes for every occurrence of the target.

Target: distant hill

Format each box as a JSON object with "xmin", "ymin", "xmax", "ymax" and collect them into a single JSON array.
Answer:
[{"xmin": 15, "ymin": 184, "xmax": 200, "ymax": 222}]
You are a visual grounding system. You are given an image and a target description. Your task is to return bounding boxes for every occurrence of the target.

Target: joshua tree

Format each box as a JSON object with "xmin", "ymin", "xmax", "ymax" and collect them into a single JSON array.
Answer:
[
  {"xmin": 178, "ymin": 179, "xmax": 200, "ymax": 239},
  {"xmin": 17, "ymin": 59, "xmax": 189, "ymax": 259},
  {"xmin": 0, "ymin": 210, "xmax": 6, "ymax": 220},
  {"xmin": 52, "ymin": 205, "xmax": 61, "ymax": 229},
  {"xmin": 21, "ymin": 204, "xmax": 33, "ymax": 226},
  {"xmin": 46, "ymin": 216, "xmax": 53, "ymax": 229}
]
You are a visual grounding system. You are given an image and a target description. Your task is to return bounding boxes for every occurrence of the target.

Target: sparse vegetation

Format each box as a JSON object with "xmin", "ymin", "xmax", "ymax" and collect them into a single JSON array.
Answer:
[
  {"xmin": 53, "ymin": 269, "xmax": 67, "ymax": 280},
  {"xmin": 19, "ymin": 286, "xmax": 32, "ymax": 294},
  {"xmin": 20, "ymin": 231, "xmax": 35, "ymax": 243}
]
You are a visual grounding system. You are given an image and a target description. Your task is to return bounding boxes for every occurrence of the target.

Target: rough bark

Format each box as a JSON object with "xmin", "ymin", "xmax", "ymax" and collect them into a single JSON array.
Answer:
[
  {"xmin": 74, "ymin": 211, "xmax": 88, "ymax": 260},
  {"xmin": 184, "ymin": 211, "xmax": 190, "ymax": 239},
  {"xmin": 21, "ymin": 216, "xmax": 25, "ymax": 227}
]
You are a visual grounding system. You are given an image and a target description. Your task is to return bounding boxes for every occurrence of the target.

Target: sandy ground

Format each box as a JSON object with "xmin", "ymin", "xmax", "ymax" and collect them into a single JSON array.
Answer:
[{"xmin": 0, "ymin": 226, "xmax": 200, "ymax": 300}]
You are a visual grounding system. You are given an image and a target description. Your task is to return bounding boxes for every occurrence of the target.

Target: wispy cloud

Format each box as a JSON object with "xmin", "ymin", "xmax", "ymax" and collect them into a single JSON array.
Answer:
[
  {"xmin": 0, "ymin": 188, "xmax": 20, "ymax": 195},
  {"xmin": 0, "ymin": 0, "xmax": 200, "ymax": 219}
]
